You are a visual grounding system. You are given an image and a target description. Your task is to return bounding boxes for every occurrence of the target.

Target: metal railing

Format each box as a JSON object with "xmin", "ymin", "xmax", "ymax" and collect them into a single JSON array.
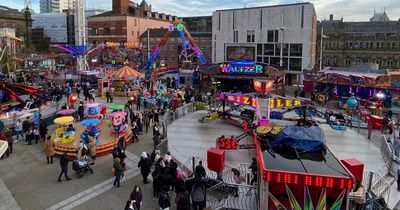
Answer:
[
  {"xmin": 206, "ymin": 182, "xmax": 257, "ymax": 210},
  {"xmin": 363, "ymin": 170, "xmax": 392, "ymax": 204}
]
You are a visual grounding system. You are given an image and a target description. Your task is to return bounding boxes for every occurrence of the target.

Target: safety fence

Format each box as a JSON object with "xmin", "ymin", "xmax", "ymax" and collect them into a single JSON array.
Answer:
[
  {"xmin": 179, "ymin": 156, "xmax": 257, "ymax": 210},
  {"xmin": 155, "ymin": 102, "xmax": 195, "ymax": 156}
]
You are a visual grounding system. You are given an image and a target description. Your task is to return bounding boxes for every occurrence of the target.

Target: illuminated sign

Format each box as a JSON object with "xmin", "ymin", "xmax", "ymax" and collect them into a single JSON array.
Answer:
[
  {"xmin": 222, "ymin": 95, "xmax": 258, "ymax": 107},
  {"xmin": 106, "ymin": 42, "xmax": 141, "ymax": 49},
  {"xmin": 269, "ymin": 99, "xmax": 302, "ymax": 109},
  {"xmin": 219, "ymin": 60, "xmax": 265, "ymax": 74},
  {"xmin": 264, "ymin": 170, "xmax": 353, "ymax": 190}
]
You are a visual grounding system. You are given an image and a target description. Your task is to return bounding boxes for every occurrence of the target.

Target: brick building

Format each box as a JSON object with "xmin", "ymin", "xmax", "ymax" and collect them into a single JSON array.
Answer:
[
  {"xmin": 140, "ymin": 28, "xmax": 212, "ymax": 67},
  {"xmin": 318, "ymin": 13, "xmax": 400, "ymax": 69},
  {"xmin": 0, "ymin": 5, "xmax": 32, "ymax": 46},
  {"xmin": 88, "ymin": 0, "xmax": 179, "ymax": 44}
]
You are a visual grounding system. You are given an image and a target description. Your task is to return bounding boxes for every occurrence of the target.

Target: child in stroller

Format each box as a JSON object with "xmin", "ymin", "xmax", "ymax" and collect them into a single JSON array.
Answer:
[{"xmin": 72, "ymin": 155, "xmax": 94, "ymax": 178}]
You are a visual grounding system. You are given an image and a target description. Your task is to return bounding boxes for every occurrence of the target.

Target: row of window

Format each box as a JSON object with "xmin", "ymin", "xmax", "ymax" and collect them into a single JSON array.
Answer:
[
  {"xmin": 143, "ymin": 45, "xmax": 211, "ymax": 52},
  {"xmin": 324, "ymin": 41, "xmax": 400, "ymax": 50},
  {"xmin": 256, "ymin": 43, "xmax": 303, "ymax": 57},
  {"xmin": 344, "ymin": 32, "xmax": 398, "ymax": 37},
  {"xmin": 256, "ymin": 56, "xmax": 302, "ymax": 71},
  {"xmin": 324, "ymin": 57, "xmax": 399, "ymax": 68},
  {"xmin": 233, "ymin": 30, "xmax": 280, "ymax": 43},
  {"xmin": 142, "ymin": 37, "xmax": 212, "ymax": 42},
  {"xmin": 92, "ymin": 28, "xmax": 110, "ymax": 36}
]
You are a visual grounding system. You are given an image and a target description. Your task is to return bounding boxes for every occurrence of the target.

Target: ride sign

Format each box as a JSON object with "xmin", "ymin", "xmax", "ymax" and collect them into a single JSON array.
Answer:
[{"xmin": 220, "ymin": 63, "xmax": 264, "ymax": 74}]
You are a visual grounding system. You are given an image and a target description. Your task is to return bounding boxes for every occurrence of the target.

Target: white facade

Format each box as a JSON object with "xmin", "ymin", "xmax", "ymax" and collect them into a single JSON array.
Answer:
[
  {"xmin": 32, "ymin": 13, "xmax": 68, "ymax": 43},
  {"xmin": 40, "ymin": 0, "xmax": 75, "ymax": 13},
  {"xmin": 212, "ymin": 3, "xmax": 317, "ymax": 83}
]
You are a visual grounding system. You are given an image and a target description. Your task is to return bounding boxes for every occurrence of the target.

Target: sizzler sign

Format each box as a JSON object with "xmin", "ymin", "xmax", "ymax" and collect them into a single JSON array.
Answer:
[{"xmin": 219, "ymin": 61, "xmax": 264, "ymax": 74}]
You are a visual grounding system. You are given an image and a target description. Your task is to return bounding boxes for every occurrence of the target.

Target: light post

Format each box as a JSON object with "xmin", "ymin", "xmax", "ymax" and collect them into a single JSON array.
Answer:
[
  {"xmin": 279, "ymin": 27, "xmax": 284, "ymax": 67},
  {"xmin": 147, "ymin": 16, "xmax": 150, "ymax": 60},
  {"xmin": 319, "ymin": 27, "xmax": 329, "ymax": 70}
]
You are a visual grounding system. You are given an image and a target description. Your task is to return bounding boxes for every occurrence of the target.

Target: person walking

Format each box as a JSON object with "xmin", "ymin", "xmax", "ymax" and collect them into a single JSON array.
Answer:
[
  {"xmin": 39, "ymin": 117, "xmax": 48, "ymax": 142},
  {"xmin": 57, "ymin": 152, "xmax": 72, "ymax": 182},
  {"xmin": 144, "ymin": 111, "xmax": 150, "ymax": 133},
  {"xmin": 117, "ymin": 137, "xmax": 127, "ymax": 154},
  {"xmin": 33, "ymin": 126, "xmax": 40, "ymax": 144},
  {"xmin": 131, "ymin": 122, "xmax": 139, "ymax": 142},
  {"xmin": 175, "ymin": 190, "xmax": 191, "ymax": 210},
  {"xmin": 5, "ymin": 129, "xmax": 13, "ymax": 155},
  {"xmin": 152, "ymin": 157, "xmax": 163, "ymax": 200},
  {"xmin": 191, "ymin": 181, "xmax": 206, "ymax": 210},
  {"xmin": 397, "ymin": 164, "xmax": 400, "ymax": 192},
  {"xmin": 247, "ymin": 157, "xmax": 257, "ymax": 194},
  {"xmin": 113, "ymin": 158, "xmax": 124, "ymax": 189},
  {"xmin": 138, "ymin": 152, "xmax": 151, "ymax": 184},
  {"xmin": 14, "ymin": 119, "xmax": 23, "ymax": 142},
  {"xmin": 25, "ymin": 128, "xmax": 34, "ymax": 145},
  {"xmin": 44, "ymin": 136, "xmax": 55, "ymax": 164},
  {"xmin": 195, "ymin": 161, "xmax": 206, "ymax": 179},
  {"xmin": 158, "ymin": 186, "xmax": 171, "ymax": 210},
  {"xmin": 232, "ymin": 168, "xmax": 245, "ymax": 197},
  {"xmin": 22, "ymin": 117, "xmax": 32, "ymax": 143},
  {"xmin": 130, "ymin": 185, "xmax": 143, "ymax": 210},
  {"xmin": 88, "ymin": 137, "xmax": 97, "ymax": 164}
]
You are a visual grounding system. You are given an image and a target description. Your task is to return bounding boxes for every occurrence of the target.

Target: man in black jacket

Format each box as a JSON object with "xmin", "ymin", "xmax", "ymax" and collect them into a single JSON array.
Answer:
[
  {"xmin": 58, "ymin": 152, "xmax": 72, "ymax": 182},
  {"xmin": 195, "ymin": 161, "xmax": 206, "ymax": 179}
]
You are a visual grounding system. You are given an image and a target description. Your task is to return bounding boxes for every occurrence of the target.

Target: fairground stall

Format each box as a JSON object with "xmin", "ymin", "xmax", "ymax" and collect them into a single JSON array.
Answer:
[
  {"xmin": 101, "ymin": 65, "xmax": 143, "ymax": 96},
  {"xmin": 199, "ymin": 60, "xmax": 285, "ymax": 94},
  {"xmin": 303, "ymin": 67, "xmax": 400, "ymax": 106}
]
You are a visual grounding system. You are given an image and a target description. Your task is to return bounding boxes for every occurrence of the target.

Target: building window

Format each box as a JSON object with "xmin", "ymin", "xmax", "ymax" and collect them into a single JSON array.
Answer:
[
  {"xmin": 92, "ymin": 28, "xmax": 99, "ymax": 35},
  {"xmin": 290, "ymin": 44, "xmax": 302, "ymax": 56},
  {"xmin": 267, "ymin": 30, "xmax": 274, "ymax": 42},
  {"xmin": 201, "ymin": 38, "xmax": 206, "ymax": 41},
  {"xmin": 289, "ymin": 58, "xmax": 302, "ymax": 71},
  {"xmin": 201, "ymin": 47, "xmax": 205, "ymax": 51},
  {"xmin": 264, "ymin": 44, "xmax": 274, "ymax": 56},
  {"xmin": 194, "ymin": 38, "xmax": 198, "ymax": 41},
  {"xmin": 134, "ymin": 19, "xmax": 137, "ymax": 27},
  {"xmin": 388, "ymin": 60, "xmax": 393, "ymax": 68},
  {"xmin": 164, "ymin": 56, "xmax": 168, "ymax": 61},
  {"xmin": 104, "ymin": 27, "xmax": 110, "ymax": 35},
  {"xmin": 247, "ymin": 30, "xmax": 255, "ymax": 42},
  {"xmin": 132, "ymin": 31, "xmax": 134, "ymax": 36},
  {"xmin": 137, "ymin": 31, "xmax": 139, "ymax": 38},
  {"xmin": 170, "ymin": 38, "xmax": 175, "ymax": 42},
  {"xmin": 170, "ymin": 45, "xmax": 174, "ymax": 51},
  {"xmin": 233, "ymin": 31, "xmax": 238, "ymax": 43},
  {"xmin": 171, "ymin": 56, "xmax": 175, "ymax": 61}
]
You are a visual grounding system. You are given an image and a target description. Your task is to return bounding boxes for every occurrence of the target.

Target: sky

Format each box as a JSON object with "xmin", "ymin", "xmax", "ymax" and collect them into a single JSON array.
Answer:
[{"xmin": 2, "ymin": 0, "xmax": 400, "ymax": 21}]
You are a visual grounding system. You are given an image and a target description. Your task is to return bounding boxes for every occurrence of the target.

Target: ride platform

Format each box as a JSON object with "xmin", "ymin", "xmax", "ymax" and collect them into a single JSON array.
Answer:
[{"xmin": 53, "ymin": 118, "xmax": 132, "ymax": 158}]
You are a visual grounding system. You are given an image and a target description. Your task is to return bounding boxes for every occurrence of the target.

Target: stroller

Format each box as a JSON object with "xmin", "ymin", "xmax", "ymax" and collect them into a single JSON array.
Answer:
[{"xmin": 72, "ymin": 155, "xmax": 94, "ymax": 178}]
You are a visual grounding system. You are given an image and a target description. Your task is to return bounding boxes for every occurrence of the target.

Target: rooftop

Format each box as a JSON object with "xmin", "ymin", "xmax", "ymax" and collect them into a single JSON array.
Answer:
[{"xmin": 215, "ymin": 2, "xmax": 311, "ymax": 12}]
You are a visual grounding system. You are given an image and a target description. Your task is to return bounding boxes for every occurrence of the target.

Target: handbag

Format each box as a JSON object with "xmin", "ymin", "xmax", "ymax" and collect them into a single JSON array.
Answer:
[{"xmin": 112, "ymin": 168, "xmax": 116, "ymax": 176}]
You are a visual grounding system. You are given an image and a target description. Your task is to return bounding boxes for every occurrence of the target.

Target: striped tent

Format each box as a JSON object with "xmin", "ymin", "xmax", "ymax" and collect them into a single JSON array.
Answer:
[{"xmin": 110, "ymin": 66, "xmax": 143, "ymax": 80}]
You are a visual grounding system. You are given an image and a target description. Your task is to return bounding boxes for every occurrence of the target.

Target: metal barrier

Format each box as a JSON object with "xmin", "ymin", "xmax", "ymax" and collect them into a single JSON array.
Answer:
[
  {"xmin": 362, "ymin": 170, "xmax": 392, "ymax": 204},
  {"xmin": 206, "ymin": 182, "xmax": 257, "ymax": 210},
  {"xmin": 154, "ymin": 102, "xmax": 196, "ymax": 155}
]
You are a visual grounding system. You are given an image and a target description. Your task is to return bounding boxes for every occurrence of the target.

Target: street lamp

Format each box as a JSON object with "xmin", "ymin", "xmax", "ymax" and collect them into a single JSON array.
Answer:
[
  {"xmin": 279, "ymin": 27, "xmax": 284, "ymax": 67},
  {"xmin": 319, "ymin": 27, "xmax": 329, "ymax": 70}
]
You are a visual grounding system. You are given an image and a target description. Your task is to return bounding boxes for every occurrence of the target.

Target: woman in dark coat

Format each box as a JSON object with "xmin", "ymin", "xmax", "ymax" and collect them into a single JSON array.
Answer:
[
  {"xmin": 130, "ymin": 185, "xmax": 143, "ymax": 210},
  {"xmin": 138, "ymin": 152, "xmax": 151, "ymax": 184}
]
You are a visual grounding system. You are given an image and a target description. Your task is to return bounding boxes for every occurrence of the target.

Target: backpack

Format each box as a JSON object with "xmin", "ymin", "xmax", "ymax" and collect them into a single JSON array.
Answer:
[
  {"xmin": 191, "ymin": 183, "xmax": 205, "ymax": 203},
  {"xmin": 158, "ymin": 191, "xmax": 170, "ymax": 209}
]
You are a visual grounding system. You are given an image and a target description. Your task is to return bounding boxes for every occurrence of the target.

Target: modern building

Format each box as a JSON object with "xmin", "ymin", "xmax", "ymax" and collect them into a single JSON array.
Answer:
[
  {"xmin": 212, "ymin": 2, "xmax": 317, "ymax": 84},
  {"xmin": 318, "ymin": 13, "xmax": 400, "ymax": 69},
  {"xmin": 32, "ymin": 13, "xmax": 69, "ymax": 44},
  {"xmin": 0, "ymin": 5, "xmax": 32, "ymax": 45},
  {"xmin": 88, "ymin": 0, "xmax": 179, "ymax": 44},
  {"xmin": 182, "ymin": 16, "xmax": 212, "ymax": 32},
  {"xmin": 140, "ymin": 28, "xmax": 212, "ymax": 67},
  {"xmin": 31, "ymin": 28, "xmax": 51, "ymax": 52},
  {"xmin": 40, "ymin": 0, "xmax": 76, "ymax": 13}
]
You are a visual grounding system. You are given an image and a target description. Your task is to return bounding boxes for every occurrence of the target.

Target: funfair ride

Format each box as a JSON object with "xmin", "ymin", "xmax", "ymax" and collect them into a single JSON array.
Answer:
[{"xmin": 141, "ymin": 21, "xmax": 207, "ymax": 77}]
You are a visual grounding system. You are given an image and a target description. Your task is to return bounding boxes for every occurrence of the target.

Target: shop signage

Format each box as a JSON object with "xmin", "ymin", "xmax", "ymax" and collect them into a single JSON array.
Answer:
[
  {"xmin": 219, "ymin": 60, "xmax": 265, "ymax": 74},
  {"xmin": 269, "ymin": 98, "xmax": 302, "ymax": 109}
]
